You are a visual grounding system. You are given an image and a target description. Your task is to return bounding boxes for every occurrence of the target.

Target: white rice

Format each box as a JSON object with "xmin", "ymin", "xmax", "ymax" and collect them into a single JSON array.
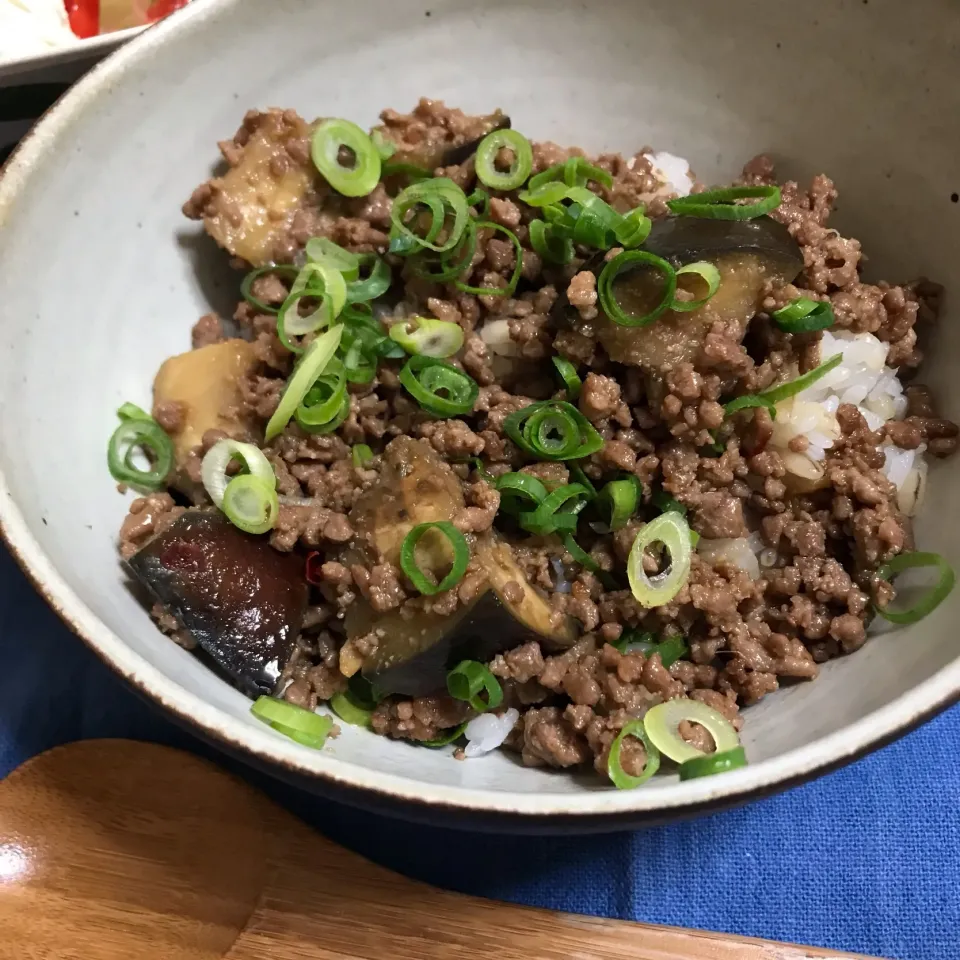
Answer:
[
  {"xmin": 643, "ymin": 151, "xmax": 694, "ymax": 197},
  {"xmin": 463, "ymin": 708, "xmax": 520, "ymax": 758},
  {"xmin": 697, "ymin": 535, "xmax": 762, "ymax": 579},
  {"xmin": 769, "ymin": 329, "xmax": 921, "ymax": 495}
]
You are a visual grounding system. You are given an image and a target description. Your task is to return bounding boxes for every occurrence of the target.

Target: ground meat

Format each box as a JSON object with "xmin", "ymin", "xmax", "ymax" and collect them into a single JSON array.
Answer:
[
  {"xmin": 191, "ymin": 313, "xmax": 225, "ymax": 348},
  {"xmin": 152, "ymin": 399, "xmax": 186, "ymax": 434},
  {"xmin": 371, "ymin": 695, "xmax": 471, "ymax": 742},
  {"xmin": 579, "ymin": 373, "xmax": 621, "ymax": 422},
  {"xmin": 118, "ymin": 494, "xmax": 185, "ymax": 560}
]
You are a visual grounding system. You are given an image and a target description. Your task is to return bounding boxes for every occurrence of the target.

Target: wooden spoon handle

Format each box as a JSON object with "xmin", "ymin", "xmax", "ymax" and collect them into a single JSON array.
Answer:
[{"xmin": 0, "ymin": 741, "xmax": 878, "ymax": 960}]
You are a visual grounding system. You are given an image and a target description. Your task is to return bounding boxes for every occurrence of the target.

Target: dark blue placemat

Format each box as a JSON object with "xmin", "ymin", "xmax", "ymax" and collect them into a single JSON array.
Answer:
[{"xmin": 1, "ymin": 540, "xmax": 955, "ymax": 960}]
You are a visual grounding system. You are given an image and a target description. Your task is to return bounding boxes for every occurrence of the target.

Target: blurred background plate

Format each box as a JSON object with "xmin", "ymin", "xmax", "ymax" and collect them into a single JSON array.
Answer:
[{"xmin": 0, "ymin": 25, "xmax": 144, "ymax": 83}]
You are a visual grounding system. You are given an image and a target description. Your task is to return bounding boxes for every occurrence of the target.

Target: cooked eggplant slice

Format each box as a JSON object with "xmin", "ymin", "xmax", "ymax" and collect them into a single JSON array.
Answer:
[
  {"xmin": 374, "ymin": 110, "xmax": 510, "ymax": 172},
  {"xmin": 127, "ymin": 511, "xmax": 308, "ymax": 697},
  {"xmin": 344, "ymin": 535, "xmax": 577, "ymax": 697},
  {"xmin": 642, "ymin": 216, "xmax": 802, "ymax": 269},
  {"xmin": 348, "ymin": 436, "xmax": 465, "ymax": 567},
  {"xmin": 153, "ymin": 339, "xmax": 259, "ymax": 465}
]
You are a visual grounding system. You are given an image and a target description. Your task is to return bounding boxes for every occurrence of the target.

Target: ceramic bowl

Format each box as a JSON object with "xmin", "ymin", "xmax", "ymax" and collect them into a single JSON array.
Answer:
[{"xmin": 1, "ymin": 0, "xmax": 958, "ymax": 832}]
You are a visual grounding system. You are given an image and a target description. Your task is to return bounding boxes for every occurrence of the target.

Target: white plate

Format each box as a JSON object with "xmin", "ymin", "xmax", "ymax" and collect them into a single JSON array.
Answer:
[{"xmin": 0, "ymin": 25, "xmax": 143, "ymax": 83}]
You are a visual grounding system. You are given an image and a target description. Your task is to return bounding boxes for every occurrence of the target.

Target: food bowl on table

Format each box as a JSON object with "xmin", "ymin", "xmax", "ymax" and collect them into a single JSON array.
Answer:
[{"xmin": 0, "ymin": 0, "xmax": 957, "ymax": 832}]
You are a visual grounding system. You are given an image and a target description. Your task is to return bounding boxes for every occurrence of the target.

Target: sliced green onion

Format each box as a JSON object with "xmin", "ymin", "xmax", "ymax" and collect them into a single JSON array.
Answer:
[
  {"xmin": 352, "ymin": 443, "xmax": 374, "ymax": 467},
  {"xmin": 565, "ymin": 187, "xmax": 623, "ymax": 249},
  {"xmin": 370, "ymin": 128, "xmax": 397, "ymax": 161},
  {"xmin": 627, "ymin": 512, "xmax": 693, "ymax": 608},
  {"xmin": 400, "ymin": 521, "xmax": 470, "ymax": 596},
  {"xmin": 329, "ymin": 690, "xmax": 373, "ymax": 728},
  {"xmin": 410, "ymin": 218, "xmax": 478, "ymax": 284},
  {"xmin": 518, "ymin": 181, "xmax": 570, "ymax": 208},
  {"xmin": 642, "ymin": 699, "xmax": 740, "ymax": 764},
  {"xmin": 265, "ymin": 325, "xmax": 344, "ymax": 442},
  {"xmin": 346, "ymin": 254, "xmax": 392, "ymax": 304},
  {"xmin": 389, "ymin": 316, "xmax": 464, "ymax": 358},
  {"xmin": 446, "ymin": 661, "xmax": 503, "ymax": 713},
  {"xmin": 759, "ymin": 352, "xmax": 843, "ymax": 406},
  {"xmin": 672, "ymin": 261, "xmax": 721, "ymax": 313},
  {"xmin": 495, "ymin": 472, "xmax": 548, "ymax": 515},
  {"xmin": 390, "ymin": 177, "xmax": 470, "ymax": 253},
  {"xmin": 599, "ymin": 478, "xmax": 639, "ymax": 531},
  {"xmin": 598, "ymin": 250, "xmax": 678, "ymax": 327},
  {"xmin": 200, "ymin": 439, "xmax": 276, "ymax": 509},
  {"xmin": 382, "ymin": 161, "xmax": 431, "ymax": 182},
  {"xmin": 221, "ymin": 474, "xmax": 279, "ymax": 535},
  {"xmin": 618, "ymin": 633, "xmax": 689, "ymax": 668},
  {"xmin": 277, "ymin": 261, "xmax": 347, "ymax": 349},
  {"xmin": 311, "ymin": 118, "xmax": 381, "ymax": 198},
  {"xmin": 240, "ymin": 264, "xmax": 299, "ymax": 315},
  {"xmin": 526, "ymin": 162, "xmax": 566, "ymax": 192},
  {"xmin": 652, "ymin": 491, "xmax": 686, "ymax": 516},
  {"xmin": 398, "ymin": 355, "xmax": 479, "ymax": 417},
  {"xmin": 503, "ymin": 400, "xmax": 604, "ymax": 461},
  {"xmin": 874, "ymin": 551, "xmax": 956, "ymax": 624},
  {"xmin": 607, "ymin": 718, "xmax": 661, "ymax": 790},
  {"xmin": 723, "ymin": 394, "xmax": 778, "ymax": 420},
  {"xmin": 551, "ymin": 356, "xmax": 582, "ymax": 399},
  {"xmin": 467, "ymin": 188, "xmax": 491, "ymax": 217},
  {"xmin": 107, "ymin": 412, "xmax": 174, "ymax": 492},
  {"xmin": 519, "ymin": 484, "xmax": 589, "ymax": 536},
  {"xmin": 667, "ymin": 185, "xmax": 782, "ymax": 220},
  {"xmin": 422, "ymin": 723, "xmax": 468, "ymax": 747},
  {"xmin": 679, "ymin": 746, "xmax": 747, "ymax": 780},
  {"xmin": 455, "ymin": 220, "xmax": 523, "ymax": 297},
  {"xmin": 562, "ymin": 156, "xmax": 614, "ymax": 189},
  {"xmin": 304, "ymin": 237, "xmax": 361, "ymax": 281},
  {"xmin": 614, "ymin": 206, "xmax": 653, "ymax": 248},
  {"xmin": 251, "ymin": 696, "xmax": 333, "ymax": 749},
  {"xmin": 529, "ymin": 219, "xmax": 575, "ymax": 265},
  {"xmin": 475, "ymin": 129, "xmax": 533, "ymax": 191},
  {"xmin": 561, "ymin": 534, "xmax": 616, "ymax": 588},
  {"xmin": 569, "ymin": 462, "xmax": 599, "ymax": 500},
  {"xmin": 294, "ymin": 361, "xmax": 350, "ymax": 434},
  {"xmin": 772, "ymin": 297, "xmax": 835, "ymax": 333},
  {"xmin": 612, "ymin": 630, "xmax": 655, "ymax": 654}
]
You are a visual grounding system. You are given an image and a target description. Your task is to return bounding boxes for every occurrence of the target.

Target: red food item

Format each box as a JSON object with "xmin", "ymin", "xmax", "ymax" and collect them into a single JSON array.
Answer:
[
  {"xmin": 145, "ymin": 0, "xmax": 189, "ymax": 21},
  {"xmin": 64, "ymin": 0, "xmax": 99, "ymax": 38},
  {"xmin": 304, "ymin": 551, "xmax": 324, "ymax": 586}
]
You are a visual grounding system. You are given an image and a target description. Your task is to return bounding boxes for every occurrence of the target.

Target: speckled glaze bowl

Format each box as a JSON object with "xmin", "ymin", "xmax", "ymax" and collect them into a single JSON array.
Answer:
[{"xmin": 0, "ymin": 0, "xmax": 958, "ymax": 831}]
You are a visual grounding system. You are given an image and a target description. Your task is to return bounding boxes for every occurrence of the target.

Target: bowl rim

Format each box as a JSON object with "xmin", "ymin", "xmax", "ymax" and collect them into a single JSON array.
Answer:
[{"xmin": 2, "ymin": 0, "xmax": 960, "ymax": 823}]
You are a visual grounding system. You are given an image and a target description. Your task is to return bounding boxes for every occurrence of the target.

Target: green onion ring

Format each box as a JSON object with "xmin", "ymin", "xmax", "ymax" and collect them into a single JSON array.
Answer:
[
  {"xmin": 221, "ymin": 474, "xmax": 279, "ymax": 535},
  {"xmin": 352, "ymin": 444, "xmax": 374, "ymax": 468},
  {"xmin": 723, "ymin": 394, "xmax": 778, "ymax": 420},
  {"xmin": 563, "ymin": 156, "xmax": 614, "ymax": 189},
  {"xmin": 346, "ymin": 254, "xmax": 392, "ymax": 303},
  {"xmin": 627, "ymin": 512, "xmax": 693, "ymax": 608},
  {"xmin": 642, "ymin": 699, "xmax": 740, "ymax": 764},
  {"xmin": 200, "ymin": 438, "xmax": 277, "ymax": 509},
  {"xmin": 389, "ymin": 316, "xmax": 465, "ymax": 358},
  {"xmin": 311, "ymin": 118, "xmax": 381, "ymax": 198},
  {"xmin": 526, "ymin": 162, "xmax": 566, "ymax": 192},
  {"xmin": 455, "ymin": 220, "xmax": 523, "ymax": 297},
  {"xmin": 672, "ymin": 261, "xmax": 722, "ymax": 312},
  {"xmin": 240, "ymin": 264, "xmax": 299, "ymax": 315},
  {"xmin": 277, "ymin": 262, "xmax": 348, "ymax": 350},
  {"xmin": 529, "ymin": 219, "xmax": 575, "ymax": 265},
  {"xmin": 611, "ymin": 630, "xmax": 655, "ymax": 654},
  {"xmin": 617, "ymin": 633, "xmax": 689, "ymax": 668},
  {"xmin": 518, "ymin": 181, "xmax": 571, "ymax": 208},
  {"xmin": 569, "ymin": 462, "xmax": 599, "ymax": 500},
  {"xmin": 410, "ymin": 218, "xmax": 478, "ymax": 283},
  {"xmin": 370, "ymin": 128, "xmax": 397, "ymax": 161},
  {"xmin": 294, "ymin": 362, "xmax": 350, "ymax": 434},
  {"xmin": 598, "ymin": 250, "xmax": 678, "ymax": 328},
  {"xmin": 667, "ymin": 185, "xmax": 782, "ymax": 220},
  {"xmin": 599, "ymin": 478, "xmax": 639, "ymax": 531},
  {"xmin": 398, "ymin": 355, "xmax": 479, "ymax": 417},
  {"xmin": 874, "ymin": 551, "xmax": 956, "ymax": 624},
  {"xmin": 759, "ymin": 352, "xmax": 843, "ymax": 406},
  {"xmin": 329, "ymin": 690, "xmax": 373, "ymax": 728},
  {"xmin": 495, "ymin": 472, "xmax": 548, "ymax": 515},
  {"xmin": 519, "ymin": 483, "xmax": 589, "ymax": 536},
  {"xmin": 400, "ymin": 521, "xmax": 470, "ymax": 596},
  {"xmin": 679, "ymin": 746, "xmax": 748, "ymax": 780},
  {"xmin": 614, "ymin": 206, "xmax": 653, "ymax": 248},
  {"xmin": 304, "ymin": 237, "xmax": 361, "ymax": 281},
  {"xmin": 503, "ymin": 400, "xmax": 604, "ymax": 461},
  {"xmin": 652, "ymin": 491, "xmax": 687, "ymax": 516},
  {"xmin": 607, "ymin": 718, "xmax": 661, "ymax": 790},
  {"xmin": 446, "ymin": 660, "xmax": 503, "ymax": 713},
  {"xmin": 475, "ymin": 129, "xmax": 533, "ymax": 191},
  {"xmin": 551, "ymin": 355, "xmax": 582, "ymax": 399},
  {"xmin": 381, "ymin": 160, "xmax": 431, "ymax": 183},
  {"xmin": 265, "ymin": 325, "xmax": 344, "ymax": 441},
  {"xmin": 564, "ymin": 187, "xmax": 623, "ymax": 249},
  {"xmin": 107, "ymin": 414, "xmax": 174, "ymax": 492},
  {"xmin": 390, "ymin": 177, "xmax": 470, "ymax": 254},
  {"xmin": 772, "ymin": 297, "xmax": 836, "ymax": 333},
  {"xmin": 251, "ymin": 696, "xmax": 334, "ymax": 749},
  {"xmin": 422, "ymin": 722, "xmax": 469, "ymax": 748},
  {"xmin": 467, "ymin": 188, "xmax": 491, "ymax": 217},
  {"xmin": 561, "ymin": 534, "xmax": 617, "ymax": 588}
]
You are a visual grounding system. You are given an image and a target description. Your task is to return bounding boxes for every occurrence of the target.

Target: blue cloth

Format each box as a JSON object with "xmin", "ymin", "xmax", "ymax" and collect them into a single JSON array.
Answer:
[{"xmin": 1, "ymin": 539, "xmax": 955, "ymax": 960}]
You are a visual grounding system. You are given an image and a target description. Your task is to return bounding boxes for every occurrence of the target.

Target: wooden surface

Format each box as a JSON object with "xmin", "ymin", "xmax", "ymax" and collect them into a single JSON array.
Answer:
[{"xmin": 0, "ymin": 740, "xmax": 879, "ymax": 959}]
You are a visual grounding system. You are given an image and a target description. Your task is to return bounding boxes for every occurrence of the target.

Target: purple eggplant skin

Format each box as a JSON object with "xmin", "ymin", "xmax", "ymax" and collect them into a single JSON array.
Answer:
[{"xmin": 127, "ymin": 510, "xmax": 308, "ymax": 698}]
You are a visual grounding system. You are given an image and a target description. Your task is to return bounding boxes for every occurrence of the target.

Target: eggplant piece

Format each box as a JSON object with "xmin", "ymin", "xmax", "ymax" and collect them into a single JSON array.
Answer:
[
  {"xmin": 348, "ymin": 436, "xmax": 465, "ymax": 567},
  {"xmin": 374, "ymin": 110, "xmax": 510, "ymax": 172},
  {"xmin": 127, "ymin": 510, "xmax": 308, "ymax": 697},
  {"xmin": 557, "ymin": 217, "xmax": 803, "ymax": 370},
  {"xmin": 344, "ymin": 535, "xmax": 577, "ymax": 697},
  {"xmin": 199, "ymin": 111, "xmax": 316, "ymax": 267},
  {"xmin": 153, "ymin": 339, "xmax": 259, "ymax": 465}
]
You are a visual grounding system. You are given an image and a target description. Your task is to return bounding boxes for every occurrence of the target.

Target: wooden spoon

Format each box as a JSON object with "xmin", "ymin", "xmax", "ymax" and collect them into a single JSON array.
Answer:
[{"xmin": 0, "ymin": 740, "xmax": 876, "ymax": 959}]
